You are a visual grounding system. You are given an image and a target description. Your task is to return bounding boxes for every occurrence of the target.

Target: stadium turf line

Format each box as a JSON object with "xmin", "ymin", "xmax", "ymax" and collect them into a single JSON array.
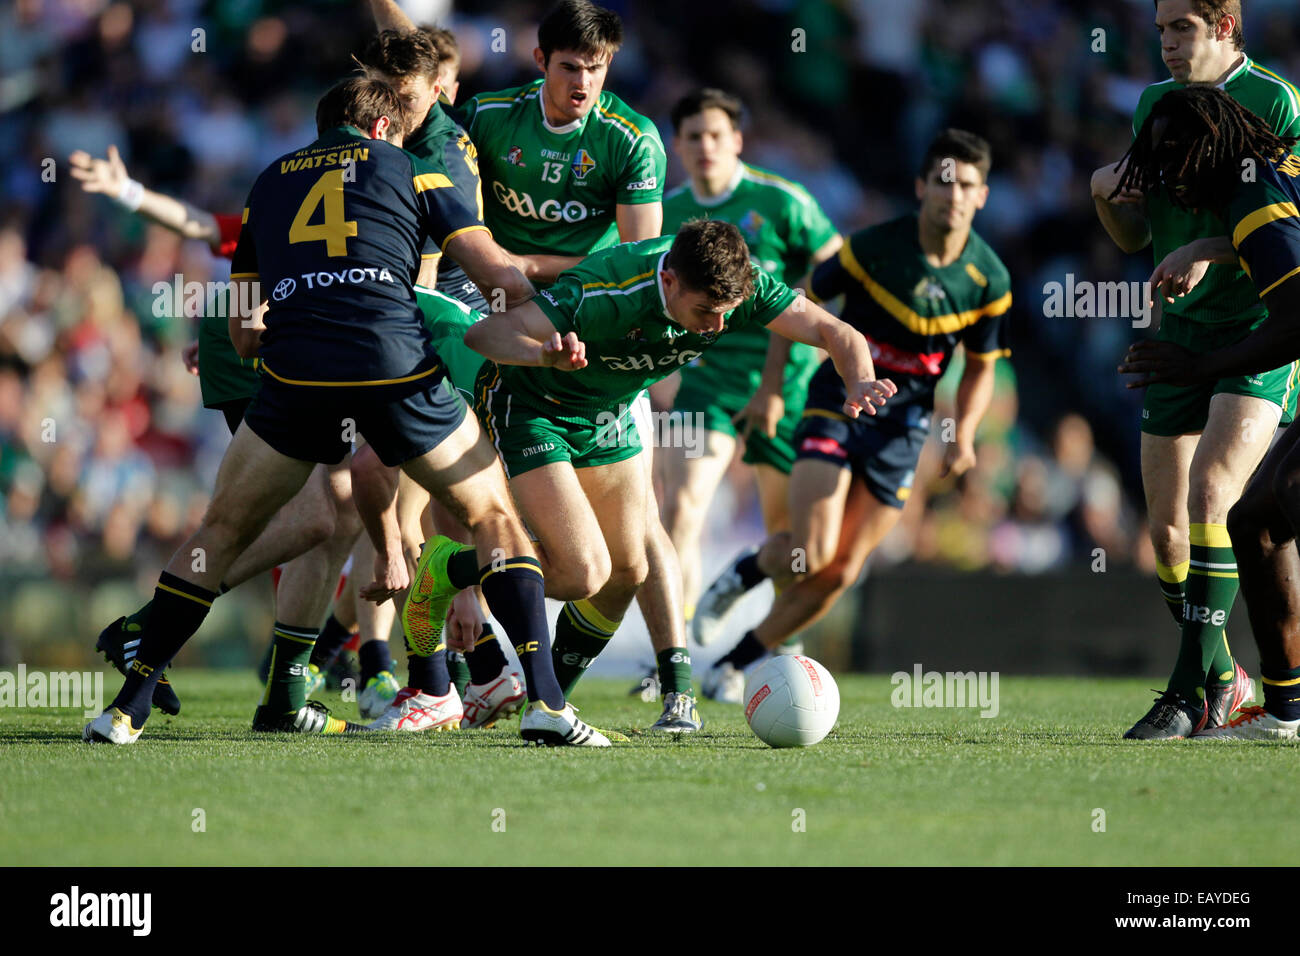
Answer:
[{"xmin": 1, "ymin": 671, "xmax": 1293, "ymax": 866}]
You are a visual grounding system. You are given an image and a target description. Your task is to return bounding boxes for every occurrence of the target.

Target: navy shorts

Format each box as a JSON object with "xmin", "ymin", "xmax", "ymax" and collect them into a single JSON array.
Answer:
[
  {"xmin": 244, "ymin": 375, "xmax": 467, "ymax": 467},
  {"xmin": 793, "ymin": 405, "xmax": 929, "ymax": 509}
]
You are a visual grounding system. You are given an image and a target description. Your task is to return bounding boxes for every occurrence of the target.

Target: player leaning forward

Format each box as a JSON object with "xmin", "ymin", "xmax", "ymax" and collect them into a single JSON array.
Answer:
[
  {"xmin": 386, "ymin": 220, "xmax": 894, "ymax": 698},
  {"xmin": 84, "ymin": 76, "xmax": 609, "ymax": 747},
  {"xmin": 1091, "ymin": 0, "xmax": 1298, "ymax": 739}
]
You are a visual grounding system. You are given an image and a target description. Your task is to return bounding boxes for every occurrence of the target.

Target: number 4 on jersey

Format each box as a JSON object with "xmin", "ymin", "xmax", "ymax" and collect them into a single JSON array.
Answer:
[{"xmin": 289, "ymin": 169, "xmax": 357, "ymax": 257}]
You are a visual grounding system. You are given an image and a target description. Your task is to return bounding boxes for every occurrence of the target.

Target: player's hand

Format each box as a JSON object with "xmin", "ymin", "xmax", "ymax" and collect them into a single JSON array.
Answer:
[
  {"xmin": 541, "ymin": 331, "xmax": 587, "ymax": 371},
  {"xmin": 181, "ymin": 340, "xmax": 200, "ymax": 375},
  {"xmin": 1117, "ymin": 340, "xmax": 1206, "ymax": 388},
  {"xmin": 734, "ymin": 388, "xmax": 784, "ymax": 439},
  {"xmin": 940, "ymin": 440, "xmax": 977, "ymax": 479},
  {"xmin": 1148, "ymin": 243, "xmax": 1212, "ymax": 305},
  {"xmin": 68, "ymin": 144, "xmax": 129, "ymax": 196},
  {"xmin": 360, "ymin": 548, "xmax": 411, "ymax": 604},
  {"xmin": 1091, "ymin": 160, "xmax": 1143, "ymax": 205},
  {"xmin": 444, "ymin": 588, "xmax": 486, "ymax": 654},
  {"xmin": 843, "ymin": 378, "xmax": 896, "ymax": 418}
]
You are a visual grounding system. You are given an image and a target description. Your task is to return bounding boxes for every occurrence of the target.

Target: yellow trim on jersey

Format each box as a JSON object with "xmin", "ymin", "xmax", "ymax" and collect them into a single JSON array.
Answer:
[
  {"xmin": 259, "ymin": 360, "xmax": 440, "ymax": 389},
  {"xmin": 241, "ymin": 207, "xmax": 249, "ymax": 224},
  {"xmin": 896, "ymin": 487, "xmax": 911, "ymax": 501},
  {"xmin": 965, "ymin": 347, "xmax": 1011, "ymax": 360},
  {"xmin": 157, "ymin": 582, "xmax": 213, "ymax": 608},
  {"xmin": 838, "ymin": 241, "xmax": 1012, "ymax": 336},
  {"xmin": 1250, "ymin": 64, "xmax": 1300, "ymax": 109},
  {"xmin": 596, "ymin": 105, "xmax": 643, "ymax": 139},
  {"xmin": 1260, "ymin": 263, "xmax": 1300, "ymax": 298},
  {"xmin": 439, "ymin": 224, "xmax": 490, "ymax": 253},
  {"xmin": 802, "ymin": 408, "xmax": 849, "ymax": 421},
  {"xmin": 1232, "ymin": 201, "xmax": 1300, "ymax": 249},
  {"xmin": 230, "ymin": 272, "xmax": 259, "ymax": 280},
  {"xmin": 582, "ymin": 270, "xmax": 656, "ymax": 292},
  {"xmin": 414, "ymin": 172, "xmax": 454, "ymax": 193},
  {"xmin": 1189, "ymin": 523, "xmax": 1231, "ymax": 549},
  {"xmin": 1239, "ymin": 256, "xmax": 1253, "ymax": 279}
]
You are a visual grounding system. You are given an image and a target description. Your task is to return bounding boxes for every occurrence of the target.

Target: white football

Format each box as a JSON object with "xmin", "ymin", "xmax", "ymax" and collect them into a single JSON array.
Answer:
[{"xmin": 743, "ymin": 654, "xmax": 840, "ymax": 748}]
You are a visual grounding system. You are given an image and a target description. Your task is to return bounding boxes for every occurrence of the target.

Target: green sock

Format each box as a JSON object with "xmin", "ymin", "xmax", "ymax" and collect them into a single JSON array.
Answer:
[
  {"xmin": 447, "ymin": 652, "xmax": 471, "ymax": 697},
  {"xmin": 1168, "ymin": 524, "xmax": 1239, "ymax": 700},
  {"xmin": 1206, "ymin": 630, "xmax": 1236, "ymax": 686},
  {"xmin": 551, "ymin": 599, "xmax": 619, "ymax": 696},
  {"xmin": 1155, "ymin": 560, "xmax": 1187, "ymax": 627},
  {"xmin": 260, "ymin": 622, "xmax": 317, "ymax": 714},
  {"xmin": 656, "ymin": 646, "xmax": 693, "ymax": 695}
]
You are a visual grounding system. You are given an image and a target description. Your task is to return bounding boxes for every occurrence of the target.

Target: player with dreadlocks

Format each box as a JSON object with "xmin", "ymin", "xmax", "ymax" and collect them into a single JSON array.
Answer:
[
  {"xmin": 1119, "ymin": 86, "xmax": 1300, "ymax": 739},
  {"xmin": 1090, "ymin": 0, "xmax": 1300, "ymax": 740}
]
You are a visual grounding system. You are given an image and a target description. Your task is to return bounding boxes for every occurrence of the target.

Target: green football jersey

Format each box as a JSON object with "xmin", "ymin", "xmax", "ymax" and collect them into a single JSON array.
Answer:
[
  {"xmin": 662, "ymin": 161, "xmax": 837, "ymax": 373},
  {"xmin": 459, "ymin": 79, "xmax": 666, "ymax": 256},
  {"xmin": 501, "ymin": 236, "xmax": 797, "ymax": 415},
  {"xmin": 415, "ymin": 284, "xmax": 483, "ymax": 397},
  {"xmin": 1133, "ymin": 55, "xmax": 1300, "ymax": 325}
]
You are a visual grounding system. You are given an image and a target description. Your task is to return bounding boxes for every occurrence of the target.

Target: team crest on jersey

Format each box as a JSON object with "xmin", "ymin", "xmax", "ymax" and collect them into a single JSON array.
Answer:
[
  {"xmin": 738, "ymin": 209, "xmax": 766, "ymax": 240},
  {"xmin": 913, "ymin": 277, "xmax": 947, "ymax": 304},
  {"xmin": 626, "ymin": 327, "xmax": 644, "ymax": 341},
  {"xmin": 571, "ymin": 148, "xmax": 597, "ymax": 179},
  {"xmin": 504, "ymin": 145, "xmax": 526, "ymax": 167}
]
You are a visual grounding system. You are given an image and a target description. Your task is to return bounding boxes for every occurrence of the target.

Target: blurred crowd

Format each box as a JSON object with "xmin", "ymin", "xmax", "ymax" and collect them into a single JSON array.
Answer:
[{"xmin": 7, "ymin": 0, "xmax": 1300, "ymax": 583}]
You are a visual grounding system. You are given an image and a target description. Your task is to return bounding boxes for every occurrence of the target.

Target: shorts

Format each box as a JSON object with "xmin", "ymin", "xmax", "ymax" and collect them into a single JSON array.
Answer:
[
  {"xmin": 244, "ymin": 374, "xmax": 466, "ymax": 467},
  {"xmin": 213, "ymin": 397, "xmax": 252, "ymax": 436},
  {"xmin": 473, "ymin": 363, "xmax": 642, "ymax": 478},
  {"xmin": 672, "ymin": 357, "xmax": 817, "ymax": 474},
  {"xmin": 793, "ymin": 407, "xmax": 929, "ymax": 510},
  {"xmin": 1142, "ymin": 312, "xmax": 1299, "ymax": 435}
]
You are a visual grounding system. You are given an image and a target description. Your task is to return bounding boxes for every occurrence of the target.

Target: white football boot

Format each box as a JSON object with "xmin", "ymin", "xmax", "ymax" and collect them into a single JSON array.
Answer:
[
  {"xmin": 83, "ymin": 707, "xmax": 143, "ymax": 745},
  {"xmin": 461, "ymin": 669, "xmax": 526, "ymax": 729},
  {"xmin": 519, "ymin": 700, "xmax": 611, "ymax": 747},
  {"xmin": 368, "ymin": 686, "xmax": 462, "ymax": 732},
  {"xmin": 693, "ymin": 548, "xmax": 757, "ymax": 646},
  {"xmin": 701, "ymin": 661, "xmax": 747, "ymax": 704},
  {"xmin": 1191, "ymin": 706, "xmax": 1300, "ymax": 741},
  {"xmin": 358, "ymin": 670, "xmax": 401, "ymax": 721}
]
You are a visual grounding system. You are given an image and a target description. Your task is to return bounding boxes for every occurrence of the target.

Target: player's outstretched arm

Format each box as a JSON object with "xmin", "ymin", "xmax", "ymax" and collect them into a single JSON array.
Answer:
[
  {"xmin": 1120, "ymin": 277, "xmax": 1300, "ymax": 387},
  {"xmin": 463, "ymin": 301, "xmax": 587, "ymax": 370},
  {"xmin": 765, "ymin": 298, "xmax": 895, "ymax": 417},
  {"xmin": 941, "ymin": 349, "xmax": 999, "ymax": 478},
  {"xmin": 445, "ymin": 229, "xmax": 537, "ymax": 310},
  {"xmin": 367, "ymin": 0, "xmax": 416, "ymax": 32},
  {"xmin": 512, "ymin": 252, "xmax": 585, "ymax": 285},
  {"xmin": 69, "ymin": 145, "xmax": 222, "ymax": 253},
  {"xmin": 1091, "ymin": 158, "xmax": 1151, "ymax": 254}
]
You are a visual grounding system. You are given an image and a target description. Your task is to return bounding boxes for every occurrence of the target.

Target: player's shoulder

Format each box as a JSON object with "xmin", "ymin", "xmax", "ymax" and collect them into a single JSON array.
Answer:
[
  {"xmin": 961, "ymin": 228, "xmax": 1012, "ymax": 296},
  {"xmin": 466, "ymin": 80, "xmax": 543, "ymax": 119},
  {"xmin": 846, "ymin": 214, "xmax": 913, "ymax": 258},
  {"xmin": 1232, "ymin": 57, "xmax": 1300, "ymax": 117},
  {"xmin": 1230, "ymin": 151, "xmax": 1300, "ymax": 236},
  {"xmin": 1133, "ymin": 77, "xmax": 1178, "ymax": 129},
  {"xmin": 739, "ymin": 163, "xmax": 814, "ymax": 203},
  {"xmin": 591, "ymin": 90, "xmax": 663, "ymax": 148}
]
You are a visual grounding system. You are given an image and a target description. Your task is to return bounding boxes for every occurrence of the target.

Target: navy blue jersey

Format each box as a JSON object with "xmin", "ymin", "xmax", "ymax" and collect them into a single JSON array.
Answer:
[
  {"xmin": 1230, "ymin": 150, "xmax": 1300, "ymax": 299},
  {"xmin": 809, "ymin": 213, "xmax": 1011, "ymax": 419},
  {"xmin": 229, "ymin": 125, "xmax": 489, "ymax": 391},
  {"xmin": 406, "ymin": 103, "xmax": 490, "ymax": 311}
]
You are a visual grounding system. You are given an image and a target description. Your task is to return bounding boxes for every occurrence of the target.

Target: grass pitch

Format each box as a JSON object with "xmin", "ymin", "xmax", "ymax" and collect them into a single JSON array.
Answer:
[{"xmin": 0, "ymin": 670, "xmax": 1293, "ymax": 866}]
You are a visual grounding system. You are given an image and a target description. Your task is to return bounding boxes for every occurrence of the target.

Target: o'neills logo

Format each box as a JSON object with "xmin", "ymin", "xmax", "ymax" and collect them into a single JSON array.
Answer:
[{"xmin": 745, "ymin": 684, "xmax": 771, "ymax": 720}]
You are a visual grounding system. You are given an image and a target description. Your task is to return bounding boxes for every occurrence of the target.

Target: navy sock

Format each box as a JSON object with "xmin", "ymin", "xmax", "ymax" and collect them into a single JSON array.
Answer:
[
  {"xmin": 111, "ymin": 572, "xmax": 216, "ymax": 724},
  {"xmin": 466, "ymin": 624, "xmax": 509, "ymax": 684},
  {"xmin": 479, "ymin": 558, "xmax": 563, "ymax": 709},
  {"xmin": 309, "ymin": 614, "xmax": 352, "ymax": 669},
  {"xmin": 447, "ymin": 548, "xmax": 481, "ymax": 590},
  {"xmin": 359, "ymin": 639, "xmax": 392, "ymax": 685},
  {"xmin": 407, "ymin": 650, "xmax": 451, "ymax": 696},
  {"xmin": 717, "ymin": 630, "xmax": 766, "ymax": 670},
  {"xmin": 736, "ymin": 552, "xmax": 767, "ymax": 590}
]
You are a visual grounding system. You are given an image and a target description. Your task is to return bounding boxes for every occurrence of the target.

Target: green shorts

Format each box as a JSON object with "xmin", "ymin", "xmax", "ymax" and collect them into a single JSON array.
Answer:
[
  {"xmin": 1141, "ymin": 312, "xmax": 1299, "ymax": 436},
  {"xmin": 473, "ymin": 363, "xmax": 642, "ymax": 477},
  {"xmin": 672, "ymin": 356, "xmax": 818, "ymax": 474},
  {"xmin": 198, "ymin": 312, "xmax": 261, "ymax": 407}
]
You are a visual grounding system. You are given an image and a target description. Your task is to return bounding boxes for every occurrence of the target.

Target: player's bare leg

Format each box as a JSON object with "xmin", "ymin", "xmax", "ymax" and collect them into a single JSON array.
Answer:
[
  {"xmin": 1127, "ymin": 394, "xmax": 1277, "ymax": 738},
  {"xmin": 657, "ymin": 427, "xmax": 736, "ymax": 614},
  {"xmin": 1199, "ymin": 425, "xmax": 1300, "ymax": 738},
  {"xmin": 89, "ymin": 425, "xmax": 317, "ymax": 740}
]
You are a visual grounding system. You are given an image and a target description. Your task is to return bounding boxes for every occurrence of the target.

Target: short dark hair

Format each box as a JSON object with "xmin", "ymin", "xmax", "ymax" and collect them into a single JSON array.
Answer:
[
  {"xmin": 666, "ymin": 220, "xmax": 756, "ymax": 305},
  {"xmin": 671, "ymin": 88, "xmax": 744, "ymax": 134},
  {"xmin": 537, "ymin": 0, "xmax": 622, "ymax": 65},
  {"xmin": 421, "ymin": 26, "xmax": 460, "ymax": 72},
  {"xmin": 919, "ymin": 128, "xmax": 993, "ymax": 182},
  {"xmin": 1154, "ymin": 0, "xmax": 1244, "ymax": 51},
  {"xmin": 357, "ymin": 29, "xmax": 439, "ymax": 81},
  {"xmin": 316, "ymin": 76, "xmax": 408, "ymax": 138}
]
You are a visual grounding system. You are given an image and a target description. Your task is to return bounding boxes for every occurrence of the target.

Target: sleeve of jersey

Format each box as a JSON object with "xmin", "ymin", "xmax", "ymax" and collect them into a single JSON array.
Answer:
[
  {"xmin": 412, "ymin": 155, "xmax": 490, "ymax": 253},
  {"xmin": 751, "ymin": 269, "xmax": 799, "ymax": 325},
  {"xmin": 960, "ymin": 276, "xmax": 1013, "ymax": 360},
  {"xmin": 794, "ymin": 192, "xmax": 839, "ymax": 260},
  {"xmin": 616, "ymin": 132, "xmax": 667, "ymax": 205},
  {"xmin": 229, "ymin": 204, "xmax": 258, "ymax": 280},
  {"xmin": 532, "ymin": 275, "xmax": 585, "ymax": 336},
  {"xmin": 807, "ymin": 246, "xmax": 851, "ymax": 304},
  {"xmin": 214, "ymin": 213, "xmax": 243, "ymax": 259},
  {"xmin": 1233, "ymin": 191, "xmax": 1300, "ymax": 298}
]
